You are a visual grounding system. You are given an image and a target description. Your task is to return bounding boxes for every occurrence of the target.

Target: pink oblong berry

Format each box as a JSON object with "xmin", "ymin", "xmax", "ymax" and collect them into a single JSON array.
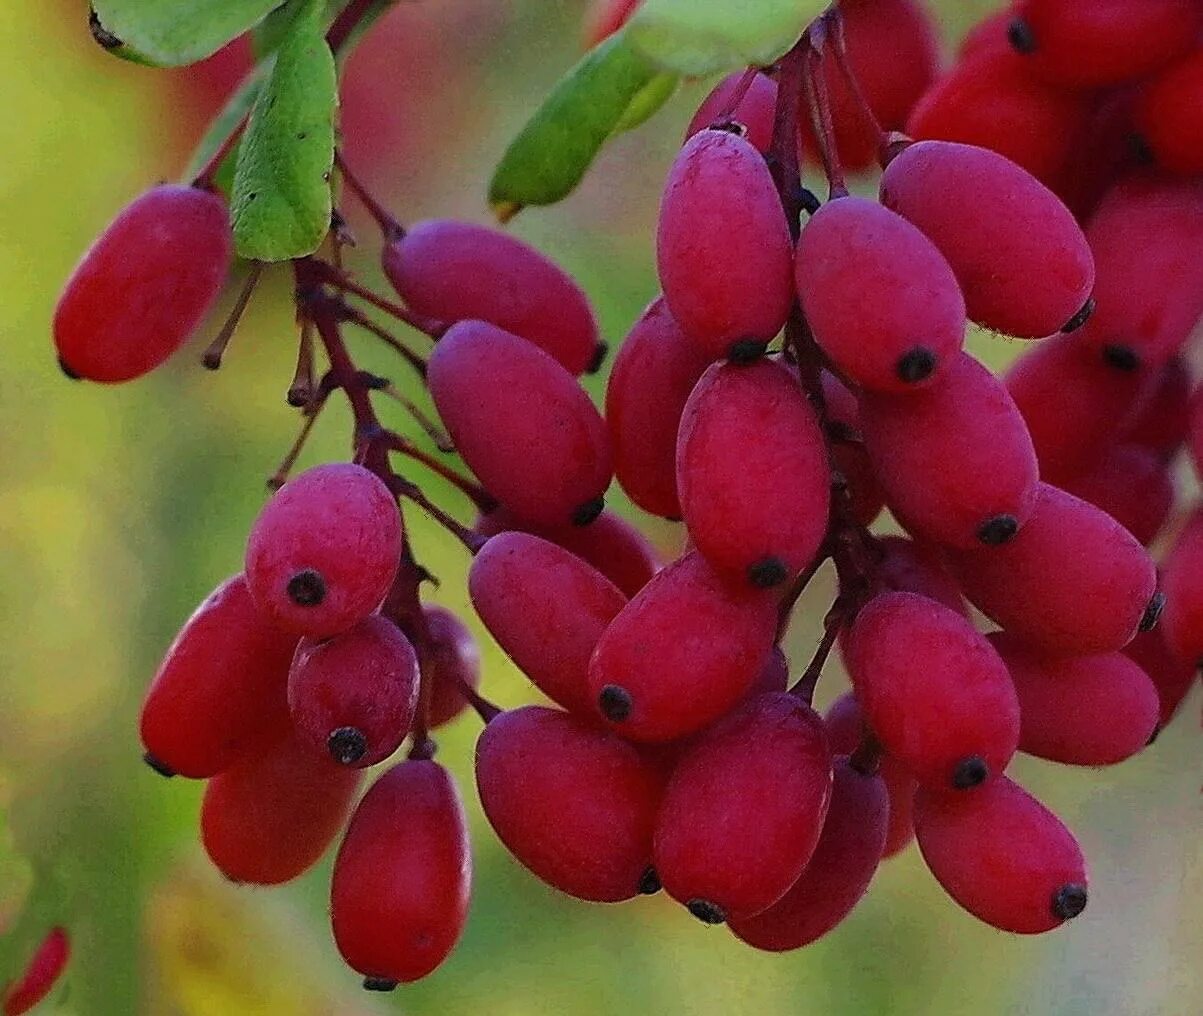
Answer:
[{"xmin": 685, "ymin": 72, "xmax": 779, "ymax": 154}]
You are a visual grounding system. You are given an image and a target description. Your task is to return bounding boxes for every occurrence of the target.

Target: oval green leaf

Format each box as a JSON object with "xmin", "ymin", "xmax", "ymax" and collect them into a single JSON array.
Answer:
[
  {"xmin": 626, "ymin": 0, "xmax": 825, "ymax": 76},
  {"xmin": 231, "ymin": 0, "xmax": 337, "ymax": 261},
  {"xmin": 89, "ymin": 0, "xmax": 284, "ymax": 67},
  {"xmin": 488, "ymin": 32, "xmax": 674, "ymax": 220}
]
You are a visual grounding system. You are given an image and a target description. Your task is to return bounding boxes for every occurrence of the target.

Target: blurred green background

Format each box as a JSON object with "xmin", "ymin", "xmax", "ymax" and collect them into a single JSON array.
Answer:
[{"xmin": 0, "ymin": 1, "xmax": 1199, "ymax": 1013}]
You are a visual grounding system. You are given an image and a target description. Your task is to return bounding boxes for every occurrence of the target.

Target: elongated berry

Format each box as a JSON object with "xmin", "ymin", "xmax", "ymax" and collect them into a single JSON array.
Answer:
[
  {"xmin": 53, "ymin": 185, "xmax": 231, "ymax": 382},
  {"xmin": 1125, "ymin": 626, "xmax": 1198, "ymax": 728},
  {"xmin": 824, "ymin": 692, "xmax": 917, "ymax": 857},
  {"xmin": 677, "ymin": 359, "xmax": 829, "ymax": 586},
  {"xmin": 476, "ymin": 706, "xmax": 665, "ymax": 902},
  {"xmin": 907, "ymin": 50, "xmax": 1091, "ymax": 186},
  {"xmin": 1160, "ymin": 507, "xmax": 1203, "ymax": 666},
  {"xmin": 475, "ymin": 506, "xmax": 658, "ymax": 599},
  {"xmin": 860, "ymin": 353, "xmax": 1038, "ymax": 548},
  {"xmin": 1121, "ymin": 356, "xmax": 1191, "ymax": 459},
  {"xmin": 847, "ymin": 592, "xmax": 1019, "ymax": 790},
  {"xmin": 1007, "ymin": 333, "xmax": 1152, "ymax": 483},
  {"xmin": 201, "ymin": 731, "xmax": 360, "ymax": 885},
  {"xmin": 423, "ymin": 605, "xmax": 482, "ymax": 729},
  {"xmin": 605, "ymin": 297, "xmax": 712, "ymax": 519},
  {"xmin": 289, "ymin": 615, "xmax": 419, "ymax": 767},
  {"xmin": 1136, "ymin": 49, "xmax": 1203, "ymax": 176},
  {"xmin": 588, "ymin": 552, "xmax": 777, "ymax": 742},
  {"xmin": 686, "ymin": 72, "xmax": 778, "ymax": 154},
  {"xmin": 654, "ymin": 693, "xmax": 833, "ymax": 921},
  {"xmin": 1060, "ymin": 444, "xmax": 1174, "ymax": 546},
  {"xmin": 874, "ymin": 535, "xmax": 965, "ymax": 616},
  {"xmin": 915, "ymin": 776, "xmax": 1088, "ymax": 934},
  {"xmin": 3, "ymin": 927, "xmax": 70, "ymax": 1016},
  {"xmin": 331, "ymin": 760, "xmax": 470, "ymax": 988},
  {"xmin": 796, "ymin": 197, "xmax": 965, "ymax": 392},
  {"xmin": 140, "ymin": 574, "xmax": 297, "ymax": 778},
  {"xmin": 245, "ymin": 463, "xmax": 402, "ymax": 638},
  {"xmin": 383, "ymin": 220, "xmax": 601, "ymax": 374},
  {"xmin": 656, "ymin": 130, "xmax": 792, "ymax": 359},
  {"xmin": 991, "ymin": 632, "xmax": 1158, "ymax": 765},
  {"xmin": 729, "ymin": 756, "xmax": 888, "ymax": 950},
  {"xmin": 947, "ymin": 483, "xmax": 1158, "ymax": 654},
  {"xmin": 469, "ymin": 532, "xmax": 626, "ymax": 717},
  {"xmin": 881, "ymin": 140, "xmax": 1094, "ymax": 338},
  {"xmin": 1076, "ymin": 174, "xmax": 1203, "ymax": 371},
  {"xmin": 1011, "ymin": 0, "xmax": 1201, "ymax": 89},
  {"xmin": 429, "ymin": 320, "xmax": 612, "ymax": 527}
]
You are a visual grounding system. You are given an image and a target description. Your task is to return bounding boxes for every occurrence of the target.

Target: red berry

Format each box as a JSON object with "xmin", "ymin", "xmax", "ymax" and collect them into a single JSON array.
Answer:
[
  {"xmin": 140, "ymin": 574, "xmax": 297, "ymax": 778},
  {"xmin": 1136, "ymin": 48, "xmax": 1203, "ymax": 176},
  {"xmin": 656, "ymin": 130, "xmax": 793, "ymax": 359},
  {"xmin": 1124, "ymin": 626, "xmax": 1199, "ymax": 728},
  {"xmin": 587, "ymin": 552, "xmax": 778, "ymax": 742},
  {"xmin": 469, "ymin": 532, "xmax": 626, "ymax": 717},
  {"xmin": 476, "ymin": 706, "xmax": 665, "ymax": 902},
  {"xmin": 990, "ymin": 632, "xmax": 1159, "ymax": 765},
  {"xmin": 1060, "ymin": 444, "xmax": 1175, "ymax": 546},
  {"xmin": 1121, "ymin": 356, "xmax": 1191, "ymax": 460},
  {"xmin": 947, "ymin": 483, "xmax": 1158, "ymax": 654},
  {"xmin": 873, "ymin": 535, "xmax": 966, "ymax": 617},
  {"xmin": 423, "ymin": 605, "xmax": 482, "ymax": 729},
  {"xmin": 3, "ymin": 927, "xmax": 70, "ymax": 1016},
  {"xmin": 53, "ymin": 185, "xmax": 231, "ymax": 382},
  {"xmin": 653, "ymin": 692, "xmax": 833, "ymax": 921},
  {"xmin": 383, "ymin": 220, "xmax": 601, "ymax": 374},
  {"xmin": 677, "ymin": 359, "xmax": 830, "ymax": 586},
  {"xmin": 846, "ymin": 592, "xmax": 1020, "ymax": 791},
  {"xmin": 728, "ymin": 756, "xmax": 888, "ymax": 950},
  {"xmin": 1160, "ymin": 506, "xmax": 1203, "ymax": 666},
  {"xmin": 605, "ymin": 297, "xmax": 712, "ymax": 519},
  {"xmin": 245, "ymin": 463, "xmax": 403, "ymax": 638},
  {"xmin": 428, "ymin": 320, "xmax": 613, "ymax": 528},
  {"xmin": 581, "ymin": 0, "xmax": 641, "ymax": 48},
  {"xmin": 881, "ymin": 140, "xmax": 1094, "ymax": 338},
  {"xmin": 201, "ymin": 730, "xmax": 360, "ymax": 885},
  {"xmin": 915, "ymin": 776, "xmax": 1088, "ymax": 934},
  {"xmin": 796, "ymin": 196, "xmax": 965, "ymax": 392},
  {"xmin": 859, "ymin": 353, "xmax": 1038, "ymax": 549},
  {"xmin": 686, "ymin": 72, "xmax": 779, "ymax": 154},
  {"xmin": 331, "ymin": 760, "xmax": 471, "ymax": 987},
  {"xmin": 289, "ymin": 615, "xmax": 420, "ymax": 767}
]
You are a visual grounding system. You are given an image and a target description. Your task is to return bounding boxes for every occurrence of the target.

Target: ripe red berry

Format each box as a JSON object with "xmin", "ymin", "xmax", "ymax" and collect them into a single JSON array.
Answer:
[
  {"xmin": 846, "ymin": 592, "xmax": 1020, "ymax": 791},
  {"xmin": 1011, "ymin": 0, "xmax": 1201, "ymax": 89},
  {"xmin": 201, "ymin": 730, "xmax": 360, "ymax": 885},
  {"xmin": 676, "ymin": 359, "xmax": 830, "ymax": 586},
  {"xmin": 331, "ymin": 760, "xmax": 471, "ymax": 989},
  {"xmin": 1136, "ymin": 48, "xmax": 1203, "ymax": 176},
  {"xmin": 796, "ymin": 196, "xmax": 965, "ymax": 392},
  {"xmin": 1124, "ymin": 625, "xmax": 1199, "ymax": 728},
  {"xmin": 3, "ymin": 927, "xmax": 70, "ymax": 1016},
  {"xmin": 881, "ymin": 140, "xmax": 1094, "ymax": 338},
  {"xmin": 859, "ymin": 353, "xmax": 1038, "ymax": 549},
  {"xmin": 476, "ymin": 706, "xmax": 665, "ymax": 902},
  {"xmin": 728, "ymin": 756, "xmax": 888, "ymax": 950},
  {"xmin": 1076, "ymin": 174, "xmax": 1203, "ymax": 371},
  {"xmin": 947, "ymin": 483, "xmax": 1159, "ymax": 654},
  {"xmin": 423, "ymin": 605, "xmax": 482, "ymax": 729},
  {"xmin": 990, "ymin": 632, "xmax": 1159, "ymax": 765},
  {"xmin": 1121, "ymin": 356, "xmax": 1191, "ymax": 460},
  {"xmin": 915, "ymin": 776, "xmax": 1088, "ymax": 934},
  {"xmin": 1159, "ymin": 506, "xmax": 1203, "ymax": 666},
  {"xmin": 382, "ymin": 220, "xmax": 601, "ymax": 374},
  {"xmin": 587, "ymin": 552, "xmax": 778, "ymax": 742},
  {"xmin": 686, "ymin": 72, "xmax": 779, "ymax": 154},
  {"xmin": 469, "ymin": 532, "xmax": 626, "ymax": 717},
  {"xmin": 605, "ymin": 297, "xmax": 712, "ymax": 519},
  {"xmin": 656, "ymin": 130, "xmax": 793, "ymax": 360},
  {"xmin": 53, "ymin": 184, "xmax": 231, "ymax": 383},
  {"xmin": 140, "ymin": 574, "xmax": 297, "ymax": 778},
  {"xmin": 245, "ymin": 463, "xmax": 403, "ymax": 638},
  {"xmin": 581, "ymin": 0, "xmax": 641, "ymax": 48},
  {"xmin": 1060, "ymin": 444, "xmax": 1175, "ymax": 546},
  {"xmin": 653, "ymin": 692, "xmax": 833, "ymax": 922},
  {"xmin": 289, "ymin": 615, "xmax": 420, "ymax": 767},
  {"xmin": 428, "ymin": 320, "xmax": 613, "ymax": 528},
  {"xmin": 873, "ymin": 535, "xmax": 966, "ymax": 617}
]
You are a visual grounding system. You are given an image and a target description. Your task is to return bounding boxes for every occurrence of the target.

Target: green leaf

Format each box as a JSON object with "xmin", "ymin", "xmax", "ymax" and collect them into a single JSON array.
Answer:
[
  {"xmin": 626, "ymin": 0, "xmax": 824, "ymax": 76},
  {"xmin": 182, "ymin": 60, "xmax": 271, "ymax": 189},
  {"xmin": 89, "ymin": 0, "xmax": 285, "ymax": 67},
  {"xmin": 230, "ymin": 0, "xmax": 337, "ymax": 262},
  {"xmin": 613, "ymin": 71, "xmax": 679, "ymax": 133},
  {"xmin": 488, "ymin": 32, "xmax": 668, "ymax": 220}
]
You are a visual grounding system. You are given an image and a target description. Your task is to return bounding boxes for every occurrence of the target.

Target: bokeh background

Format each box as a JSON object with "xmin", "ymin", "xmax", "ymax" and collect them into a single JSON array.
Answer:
[{"xmin": 1, "ymin": 1, "xmax": 1199, "ymax": 1013}]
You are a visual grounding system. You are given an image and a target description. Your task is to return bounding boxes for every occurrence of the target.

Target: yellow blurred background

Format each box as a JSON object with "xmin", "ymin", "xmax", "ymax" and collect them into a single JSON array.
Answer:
[{"xmin": 0, "ymin": 1, "xmax": 1199, "ymax": 1013}]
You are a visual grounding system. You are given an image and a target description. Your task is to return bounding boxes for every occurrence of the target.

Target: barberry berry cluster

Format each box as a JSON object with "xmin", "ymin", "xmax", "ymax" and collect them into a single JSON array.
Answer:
[{"xmin": 38, "ymin": 0, "xmax": 1203, "ymax": 1000}]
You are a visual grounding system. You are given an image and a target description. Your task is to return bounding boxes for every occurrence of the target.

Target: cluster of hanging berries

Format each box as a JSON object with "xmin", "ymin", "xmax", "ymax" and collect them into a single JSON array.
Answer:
[{"xmin": 44, "ymin": 0, "xmax": 1201, "ymax": 997}]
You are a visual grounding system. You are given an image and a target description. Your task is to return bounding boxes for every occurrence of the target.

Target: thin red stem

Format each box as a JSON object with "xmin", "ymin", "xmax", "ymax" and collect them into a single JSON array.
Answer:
[
  {"xmin": 802, "ymin": 29, "xmax": 848, "ymax": 200},
  {"xmin": 312, "ymin": 261, "xmax": 447, "ymax": 339},
  {"xmin": 713, "ymin": 67, "xmax": 762, "ymax": 126},
  {"xmin": 826, "ymin": 9, "xmax": 887, "ymax": 164},
  {"xmin": 383, "ymin": 432, "xmax": 497, "ymax": 513}
]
